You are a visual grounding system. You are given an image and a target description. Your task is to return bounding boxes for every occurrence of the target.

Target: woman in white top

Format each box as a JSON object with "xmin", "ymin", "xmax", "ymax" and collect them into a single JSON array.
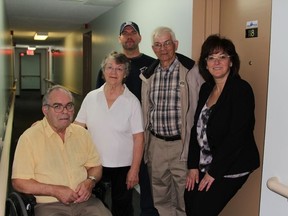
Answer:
[{"xmin": 75, "ymin": 51, "xmax": 144, "ymax": 216}]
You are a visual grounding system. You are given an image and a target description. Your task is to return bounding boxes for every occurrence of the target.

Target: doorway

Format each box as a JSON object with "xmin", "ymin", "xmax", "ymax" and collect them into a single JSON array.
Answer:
[
  {"xmin": 219, "ymin": 0, "xmax": 271, "ymax": 214},
  {"xmin": 20, "ymin": 54, "xmax": 41, "ymax": 90},
  {"xmin": 83, "ymin": 31, "xmax": 92, "ymax": 96},
  {"xmin": 192, "ymin": 0, "xmax": 272, "ymax": 215}
]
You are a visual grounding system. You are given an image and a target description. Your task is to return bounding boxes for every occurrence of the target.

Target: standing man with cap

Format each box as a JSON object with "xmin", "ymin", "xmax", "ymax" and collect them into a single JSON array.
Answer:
[
  {"xmin": 97, "ymin": 21, "xmax": 154, "ymax": 102},
  {"xmin": 96, "ymin": 22, "xmax": 158, "ymax": 216},
  {"xmin": 140, "ymin": 26, "xmax": 204, "ymax": 216}
]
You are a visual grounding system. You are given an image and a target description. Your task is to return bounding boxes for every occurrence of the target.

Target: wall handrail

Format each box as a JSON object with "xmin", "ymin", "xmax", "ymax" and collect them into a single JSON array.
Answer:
[
  {"xmin": 267, "ymin": 177, "xmax": 288, "ymax": 198},
  {"xmin": 44, "ymin": 78, "xmax": 82, "ymax": 96},
  {"xmin": 0, "ymin": 89, "xmax": 16, "ymax": 216}
]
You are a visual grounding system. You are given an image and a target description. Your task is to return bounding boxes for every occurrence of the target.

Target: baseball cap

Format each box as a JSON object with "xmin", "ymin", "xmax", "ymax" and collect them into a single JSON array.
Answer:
[{"xmin": 119, "ymin": 21, "xmax": 140, "ymax": 35}]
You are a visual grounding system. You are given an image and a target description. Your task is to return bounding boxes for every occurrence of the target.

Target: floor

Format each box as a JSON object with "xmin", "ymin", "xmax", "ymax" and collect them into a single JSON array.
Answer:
[
  {"xmin": 8, "ymin": 90, "xmax": 43, "ymax": 194},
  {"xmin": 8, "ymin": 89, "xmax": 141, "ymax": 215}
]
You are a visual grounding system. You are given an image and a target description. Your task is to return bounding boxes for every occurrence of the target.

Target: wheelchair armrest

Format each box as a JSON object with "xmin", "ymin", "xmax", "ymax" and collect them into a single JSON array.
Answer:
[
  {"xmin": 18, "ymin": 192, "xmax": 37, "ymax": 207},
  {"xmin": 92, "ymin": 181, "xmax": 107, "ymax": 201}
]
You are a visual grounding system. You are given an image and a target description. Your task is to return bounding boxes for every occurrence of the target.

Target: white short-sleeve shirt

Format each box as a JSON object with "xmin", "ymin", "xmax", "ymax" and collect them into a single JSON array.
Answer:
[{"xmin": 75, "ymin": 84, "xmax": 144, "ymax": 167}]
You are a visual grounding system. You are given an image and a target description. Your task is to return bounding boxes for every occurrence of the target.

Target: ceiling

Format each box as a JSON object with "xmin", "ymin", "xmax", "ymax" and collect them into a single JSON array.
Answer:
[{"xmin": 4, "ymin": 0, "xmax": 124, "ymax": 46}]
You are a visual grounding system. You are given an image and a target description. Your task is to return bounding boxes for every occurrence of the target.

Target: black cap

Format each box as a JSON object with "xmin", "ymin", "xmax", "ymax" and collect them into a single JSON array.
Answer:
[{"xmin": 119, "ymin": 21, "xmax": 140, "ymax": 35}]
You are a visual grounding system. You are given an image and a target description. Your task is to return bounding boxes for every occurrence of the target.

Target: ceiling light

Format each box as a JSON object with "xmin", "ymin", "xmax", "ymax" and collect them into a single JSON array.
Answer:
[
  {"xmin": 34, "ymin": 32, "xmax": 48, "ymax": 40},
  {"xmin": 28, "ymin": 46, "xmax": 36, "ymax": 50}
]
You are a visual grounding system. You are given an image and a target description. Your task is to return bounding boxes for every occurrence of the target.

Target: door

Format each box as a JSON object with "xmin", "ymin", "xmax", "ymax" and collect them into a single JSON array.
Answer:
[
  {"xmin": 219, "ymin": 1, "xmax": 271, "ymax": 215},
  {"xmin": 20, "ymin": 54, "xmax": 41, "ymax": 90},
  {"xmin": 192, "ymin": 0, "xmax": 272, "ymax": 215}
]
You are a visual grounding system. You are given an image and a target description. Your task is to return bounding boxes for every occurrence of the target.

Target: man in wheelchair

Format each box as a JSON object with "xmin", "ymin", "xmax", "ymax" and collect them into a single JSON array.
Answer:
[{"xmin": 10, "ymin": 85, "xmax": 111, "ymax": 216}]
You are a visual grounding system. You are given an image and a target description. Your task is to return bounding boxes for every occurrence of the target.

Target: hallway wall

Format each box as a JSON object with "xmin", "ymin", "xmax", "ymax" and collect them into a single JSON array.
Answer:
[
  {"xmin": 260, "ymin": 1, "xmax": 288, "ymax": 215},
  {"xmin": 50, "ymin": 0, "xmax": 193, "ymax": 95},
  {"xmin": 51, "ymin": 32, "xmax": 83, "ymax": 95},
  {"xmin": 0, "ymin": 0, "xmax": 14, "ymax": 147},
  {"xmin": 0, "ymin": 0, "xmax": 15, "ymax": 213},
  {"xmin": 89, "ymin": 0, "xmax": 193, "ymax": 89}
]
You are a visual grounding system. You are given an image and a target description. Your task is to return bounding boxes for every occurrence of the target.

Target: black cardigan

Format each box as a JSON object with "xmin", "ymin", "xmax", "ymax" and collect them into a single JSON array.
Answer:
[{"xmin": 187, "ymin": 74, "xmax": 260, "ymax": 179}]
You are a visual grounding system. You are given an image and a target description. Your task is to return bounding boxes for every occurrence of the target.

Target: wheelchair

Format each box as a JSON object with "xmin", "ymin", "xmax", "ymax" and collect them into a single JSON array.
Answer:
[
  {"xmin": 5, "ymin": 181, "xmax": 108, "ymax": 216},
  {"xmin": 5, "ymin": 192, "xmax": 36, "ymax": 216}
]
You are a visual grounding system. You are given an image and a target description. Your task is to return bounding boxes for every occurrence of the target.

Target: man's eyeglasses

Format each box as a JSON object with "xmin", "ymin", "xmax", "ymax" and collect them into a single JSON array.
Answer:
[
  {"xmin": 44, "ymin": 102, "xmax": 74, "ymax": 113},
  {"xmin": 153, "ymin": 40, "xmax": 174, "ymax": 50},
  {"xmin": 206, "ymin": 54, "xmax": 231, "ymax": 63}
]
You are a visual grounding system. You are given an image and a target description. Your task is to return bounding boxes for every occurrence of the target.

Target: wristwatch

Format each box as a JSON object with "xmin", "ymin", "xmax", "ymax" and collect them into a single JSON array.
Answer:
[{"xmin": 87, "ymin": 176, "xmax": 97, "ymax": 182}]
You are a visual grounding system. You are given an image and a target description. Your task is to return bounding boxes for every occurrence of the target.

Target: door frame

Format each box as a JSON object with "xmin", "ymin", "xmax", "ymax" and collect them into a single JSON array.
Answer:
[{"xmin": 82, "ymin": 31, "xmax": 92, "ymax": 96}]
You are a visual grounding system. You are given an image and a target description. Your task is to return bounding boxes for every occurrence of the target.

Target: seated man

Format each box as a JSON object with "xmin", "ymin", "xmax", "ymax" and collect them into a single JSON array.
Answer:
[{"xmin": 11, "ymin": 85, "xmax": 111, "ymax": 216}]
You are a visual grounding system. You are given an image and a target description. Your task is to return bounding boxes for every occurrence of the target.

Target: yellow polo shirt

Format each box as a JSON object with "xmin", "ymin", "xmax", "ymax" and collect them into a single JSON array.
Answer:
[{"xmin": 12, "ymin": 117, "xmax": 101, "ymax": 203}]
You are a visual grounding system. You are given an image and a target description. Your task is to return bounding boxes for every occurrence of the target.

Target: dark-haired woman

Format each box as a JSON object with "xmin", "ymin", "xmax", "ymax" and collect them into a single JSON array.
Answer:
[{"xmin": 184, "ymin": 35, "xmax": 259, "ymax": 216}]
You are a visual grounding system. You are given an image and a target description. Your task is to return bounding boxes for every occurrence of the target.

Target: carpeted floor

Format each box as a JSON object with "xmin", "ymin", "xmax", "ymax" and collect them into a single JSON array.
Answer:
[{"xmin": 8, "ymin": 90, "xmax": 44, "ymax": 194}]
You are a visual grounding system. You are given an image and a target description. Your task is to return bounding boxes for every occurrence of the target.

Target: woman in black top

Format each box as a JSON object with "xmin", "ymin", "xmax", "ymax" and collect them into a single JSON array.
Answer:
[{"xmin": 184, "ymin": 34, "xmax": 260, "ymax": 216}]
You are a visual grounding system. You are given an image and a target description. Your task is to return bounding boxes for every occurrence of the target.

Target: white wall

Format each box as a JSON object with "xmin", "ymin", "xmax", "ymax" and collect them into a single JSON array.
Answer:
[
  {"xmin": 0, "ymin": 0, "xmax": 14, "ymax": 213},
  {"xmin": 260, "ymin": 1, "xmax": 288, "ymax": 215},
  {"xmin": 89, "ymin": 0, "xmax": 192, "ymax": 84},
  {"xmin": 0, "ymin": 0, "xmax": 13, "ymax": 140},
  {"xmin": 117, "ymin": 0, "xmax": 193, "ymax": 58}
]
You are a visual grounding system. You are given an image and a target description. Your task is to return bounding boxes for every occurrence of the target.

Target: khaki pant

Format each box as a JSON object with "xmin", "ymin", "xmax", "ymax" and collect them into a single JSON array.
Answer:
[
  {"xmin": 147, "ymin": 135, "xmax": 187, "ymax": 216},
  {"xmin": 34, "ymin": 196, "xmax": 112, "ymax": 216}
]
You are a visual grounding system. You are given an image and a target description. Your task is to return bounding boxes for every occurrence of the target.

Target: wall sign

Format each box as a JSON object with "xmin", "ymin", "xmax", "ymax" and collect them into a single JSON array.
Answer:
[
  {"xmin": 26, "ymin": 50, "xmax": 34, "ymax": 55},
  {"xmin": 246, "ymin": 20, "xmax": 258, "ymax": 38}
]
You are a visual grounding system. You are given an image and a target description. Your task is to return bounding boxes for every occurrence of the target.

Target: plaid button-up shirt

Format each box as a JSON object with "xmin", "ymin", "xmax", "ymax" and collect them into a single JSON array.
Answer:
[{"xmin": 149, "ymin": 58, "xmax": 181, "ymax": 136}]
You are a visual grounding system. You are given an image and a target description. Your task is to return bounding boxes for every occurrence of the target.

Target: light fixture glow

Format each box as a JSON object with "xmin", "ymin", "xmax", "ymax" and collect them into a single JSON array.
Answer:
[
  {"xmin": 34, "ymin": 32, "xmax": 48, "ymax": 40},
  {"xmin": 28, "ymin": 46, "xmax": 36, "ymax": 51}
]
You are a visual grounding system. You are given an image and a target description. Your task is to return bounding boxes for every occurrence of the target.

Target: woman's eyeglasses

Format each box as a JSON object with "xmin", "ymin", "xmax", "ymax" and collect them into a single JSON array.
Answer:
[
  {"xmin": 105, "ymin": 66, "xmax": 125, "ymax": 73},
  {"xmin": 206, "ymin": 54, "xmax": 230, "ymax": 63}
]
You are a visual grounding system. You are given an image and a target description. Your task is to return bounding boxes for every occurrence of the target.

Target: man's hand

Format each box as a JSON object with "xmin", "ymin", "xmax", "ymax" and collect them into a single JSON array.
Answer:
[
  {"xmin": 74, "ymin": 179, "xmax": 94, "ymax": 203},
  {"xmin": 12, "ymin": 179, "xmax": 80, "ymax": 205},
  {"xmin": 53, "ymin": 185, "xmax": 80, "ymax": 204}
]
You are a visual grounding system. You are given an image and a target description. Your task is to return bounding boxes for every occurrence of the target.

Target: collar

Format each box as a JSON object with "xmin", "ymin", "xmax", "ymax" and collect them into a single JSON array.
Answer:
[{"xmin": 42, "ymin": 117, "xmax": 71, "ymax": 138}]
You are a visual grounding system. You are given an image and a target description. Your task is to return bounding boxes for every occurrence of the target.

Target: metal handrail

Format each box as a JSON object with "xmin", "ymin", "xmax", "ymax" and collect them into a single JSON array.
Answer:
[{"xmin": 44, "ymin": 79, "xmax": 82, "ymax": 96}]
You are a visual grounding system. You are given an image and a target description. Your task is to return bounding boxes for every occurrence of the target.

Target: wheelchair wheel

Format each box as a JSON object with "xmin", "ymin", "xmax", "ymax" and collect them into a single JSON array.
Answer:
[{"xmin": 5, "ymin": 192, "xmax": 34, "ymax": 216}]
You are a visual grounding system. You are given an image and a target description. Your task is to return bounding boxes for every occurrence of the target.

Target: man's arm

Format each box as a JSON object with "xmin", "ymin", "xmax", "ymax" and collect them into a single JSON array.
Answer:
[
  {"xmin": 73, "ymin": 165, "xmax": 102, "ymax": 203},
  {"xmin": 12, "ymin": 178, "xmax": 79, "ymax": 204},
  {"xmin": 87, "ymin": 165, "xmax": 102, "ymax": 185}
]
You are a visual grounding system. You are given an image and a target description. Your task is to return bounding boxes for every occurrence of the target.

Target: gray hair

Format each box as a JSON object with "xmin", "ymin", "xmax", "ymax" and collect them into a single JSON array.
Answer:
[
  {"xmin": 42, "ymin": 85, "xmax": 74, "ymax": 106},
  {"xmin": 100, "ymin": 51, "xmax": 130, "ymax": 83},
  {"xmin": 151, "ymin": 26, "xmax": 177, "ymax": 44}
]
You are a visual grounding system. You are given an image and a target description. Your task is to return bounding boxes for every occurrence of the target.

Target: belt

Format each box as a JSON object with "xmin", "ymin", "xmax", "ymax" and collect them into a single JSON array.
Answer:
[{"xmin": 150, "ymin": 130, "xmax": 181, "ymax": 141}]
